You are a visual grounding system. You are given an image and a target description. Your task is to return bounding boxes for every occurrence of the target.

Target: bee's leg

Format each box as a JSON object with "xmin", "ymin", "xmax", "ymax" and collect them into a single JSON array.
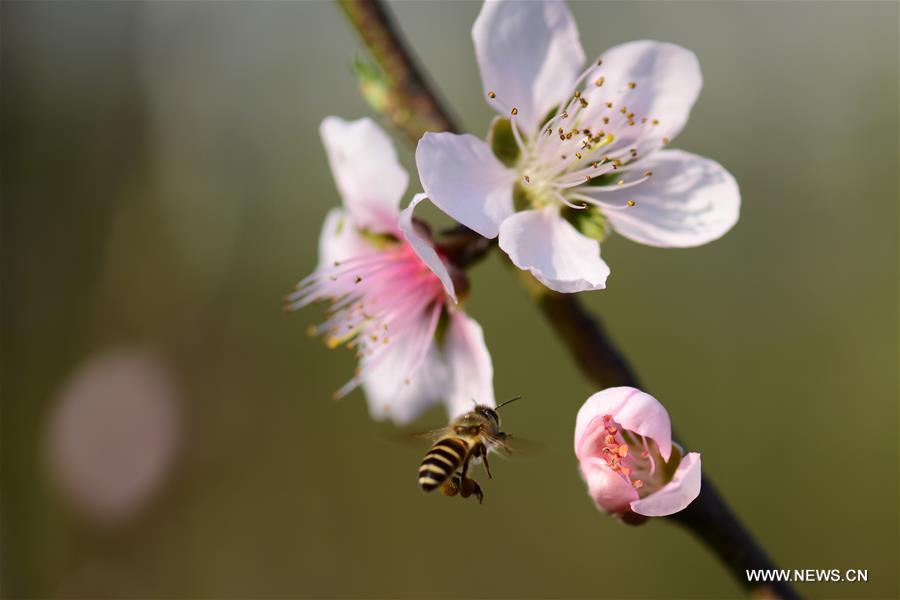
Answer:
[
  {"xmin": 456, "ymin": 456, "xmax": 470, "ymax": 497},
  {"xmin": 439, "ymin": 475, "xmax": 460, "ymax": 497},
  {"xmin": 480, "ymin": 445, "xmax": 493, "ymax": 480},
  {"xmin": 453, "ymin": 456, "xmax": 479, "ymax": 503},
  {"xmin": 458, "ymin": 475, "xmax": 482, "ymax": 502},
  {"xmin": 473, "ymin": 480, "xmax": 483, "ymax": 503}
]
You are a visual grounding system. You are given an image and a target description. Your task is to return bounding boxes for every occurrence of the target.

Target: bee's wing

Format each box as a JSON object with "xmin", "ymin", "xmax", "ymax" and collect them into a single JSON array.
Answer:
[
  {"xmin": 484, "ymin": 433, "xmax": 541, "ymax": 458},
  {"xmin": 382, "ymin": 426, "xmax": 448, "ymax": 446}
]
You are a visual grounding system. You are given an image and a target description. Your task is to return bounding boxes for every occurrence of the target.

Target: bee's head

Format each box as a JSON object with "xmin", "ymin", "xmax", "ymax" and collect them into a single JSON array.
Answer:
[
  {"xmin": 475, "ymin": 405, "xmax": 501, "ymax": 427},
  {"xmin": 473, "ymin": 396, "xmax": 520, "ymax": 427}
]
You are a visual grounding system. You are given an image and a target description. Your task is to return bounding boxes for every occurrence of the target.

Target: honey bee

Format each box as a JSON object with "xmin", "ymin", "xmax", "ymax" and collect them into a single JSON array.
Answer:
[{"xmin": 417, "ymin": 397, "xmax": 520, "ymax": 504}]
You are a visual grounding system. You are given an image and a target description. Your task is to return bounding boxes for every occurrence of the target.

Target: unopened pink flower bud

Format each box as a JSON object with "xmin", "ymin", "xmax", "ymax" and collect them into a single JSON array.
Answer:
[{"xmin": 574, "ymin": 386, "xmax": 701, "ymax": 519}]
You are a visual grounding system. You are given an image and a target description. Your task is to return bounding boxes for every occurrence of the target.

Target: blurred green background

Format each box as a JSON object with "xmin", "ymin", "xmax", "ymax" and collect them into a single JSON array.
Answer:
[{"xmin": 2, "ymin": 1, "xmax": 897, "ymax": 598}]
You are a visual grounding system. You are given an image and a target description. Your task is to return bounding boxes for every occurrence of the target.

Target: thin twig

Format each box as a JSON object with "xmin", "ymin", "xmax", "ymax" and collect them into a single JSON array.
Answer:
[
  {"xmin": 336, "ymin": 1, "xmax": 799, "ymax": 598},
  {"xmin": 336, "ymin": 0, "xmax": 458, "ymax": 143}
]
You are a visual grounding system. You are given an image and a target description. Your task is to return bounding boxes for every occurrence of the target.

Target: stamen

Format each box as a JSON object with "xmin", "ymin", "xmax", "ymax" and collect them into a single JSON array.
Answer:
[{"xmin": 553, "ymin": 191, "xmax": 588, "ymax": 210}]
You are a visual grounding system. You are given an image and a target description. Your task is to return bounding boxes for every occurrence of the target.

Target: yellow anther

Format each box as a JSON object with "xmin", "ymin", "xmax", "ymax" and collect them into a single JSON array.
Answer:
[
  {"xmin": 488, "ymin": 91, "xmax": 496, "ymax": 99},
  {"xmin": 595, "ymin": 76, "xmax": 605, "ymax": 87},
  {"xmin": 628, "ymin": 81, "xmax": 637, "ymax": 89},
  {"xmin": 627, "ymin": 200, "xmax": 636, "ymax": 207}
]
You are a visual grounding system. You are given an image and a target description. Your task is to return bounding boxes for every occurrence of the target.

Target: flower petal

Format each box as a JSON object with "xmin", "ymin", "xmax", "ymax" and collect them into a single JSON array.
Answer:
[
  {"xmin": 361, "ymin": 335, "xmax": 447, "ymax": 426},
  {"xmin": 498, "ymin": 207, "xmax": 609, "ymax": 293},
  {"xmin": 630, "ymin": 452, "xmax": 702, "ymax": 517},
  {"xmin": 574, "ymin": 386, "xmax": 672, "ymax": 461},
  {"xmin": 600, "ymin": 150, "xmax": 740, "ymax": 248},
  {"xmin": 416, "ymin": 132, "xmax": 515, "ymax": 239},
  {"xmin": 574, "ymin": 388, "xmax": 629, "ymax": 458},
  {"xmin": 442, "ymin": 311, "xmax": 495, "ymax": 419},
  {"xmin": 580, "ymin": 458, "xmax": 640, "ymax": 514},
  {"xmin": 608, "ymin": 388, "xmax": 673, "ymax": 462},
  {"xmin": 317, "ymin": 207, "xmax": 374, "ymax": 270},
  {"xmin": 399, "ymin": 194, "xmax": 456, "ymax": 303},
  {"xmin": 588, "ymin": 40, "xmax": 702, "ymax": 144},
  {"xmin": 473, "ymin": 0, "xmax": 585, "ymax": 133},
  {"xmin": 320, "ymin": 116, "xmax": 408, "ymax": 234}
]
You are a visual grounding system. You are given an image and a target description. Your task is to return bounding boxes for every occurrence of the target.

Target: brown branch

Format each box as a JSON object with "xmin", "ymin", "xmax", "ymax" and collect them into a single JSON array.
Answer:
[
  {"xmin": 528, "ymin": 289, "xmax": 798, "ymax": 600},
  {"xmin": 336, "ymin": 0, "xmax": 458, "ymax": 143},
  {"xmin": 336, "ymin": 1, "xmax": 798, "ymax": 598}
]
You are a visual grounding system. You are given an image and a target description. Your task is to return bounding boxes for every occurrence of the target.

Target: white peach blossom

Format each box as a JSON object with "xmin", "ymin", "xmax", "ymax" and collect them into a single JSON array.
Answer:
[{"xmin": 416, "ymin": 0, "xmax": 740, "ymax": 293}]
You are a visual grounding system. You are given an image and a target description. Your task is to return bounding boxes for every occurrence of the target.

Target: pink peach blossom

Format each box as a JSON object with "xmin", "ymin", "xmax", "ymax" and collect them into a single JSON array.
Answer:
[
  {"xmin": 286, "ymin": 117, "xmax": 494, "ymax": 424},
  {"xmin": 575, "ymin": 386, "xmax": 701, "ymax": 517}
]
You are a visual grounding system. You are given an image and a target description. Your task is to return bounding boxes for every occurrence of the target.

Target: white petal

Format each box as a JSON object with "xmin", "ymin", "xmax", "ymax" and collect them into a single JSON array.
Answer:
[
  {"xmin": 361, "ymin": 337, "xmax": 447, "ymax": 426},
  {"xmin": 320, "ymin": 117, "xmax": 408, "ymax": 234},
  {"xmin": 631, "ymin": 452, "xmax": 702, "ymax": 517},
  {"xmin": 473, "ymin": 0, "xmax": 585, "ymax": 133},
  {"xmin": 399, "ymin": 194, "xmax": 456, "ymax": 303},
  {"xmin": 600, "ymin": 150, "xmax": 740, "ymax": 248},
  {"xmin": 416, "ymin": 132, "xmax": 515, "ymax": 239},
  {"xmin": 588, "ymin": 40, "xmax": 702, "ymax": 143},
  {"xmin": 498, "ymin": 207, "xmax": 610, "ymax": 293},
  {"xmin": 442, "ymin": 312, "xmax": 495, "ymax": 419},
  {"xmin": 317, "ymin": 207, "xmax": 374, "ymax": 269}
]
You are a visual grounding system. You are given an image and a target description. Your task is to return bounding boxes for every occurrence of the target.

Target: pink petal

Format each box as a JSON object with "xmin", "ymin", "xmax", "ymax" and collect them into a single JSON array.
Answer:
[
  {"xmin": 416, "ymin": 132, "xmax": 515, "ymax": 239},
  {"xmin": 320, "ymin": 117, "xmax": 408, "ymax": 234},
  {"xmin": 498, "ymin": 207, "xmax": 609, "ymax": 293},
  {"xmin": 601, "ymin": 150, "xmax": 741, "ymax": 248},
  {"xmin": 630, "ymin": 452, "xmax": 702, "ymax": 517},
  {"xmin": 574, "ymin": 387, "xmax": 672, "ymax": 461},
  {"xmin": 442, "ymin": 311, "xmax": 495, "ymax": 419},
  {"xmin": 574, "ymin": 387, "xmax": 631, "ymax": 457},
  {"xmin": 580, "ymin": 458, "xmax": 640, "ymax": 515},
  {"xmin": 472, "ymin": 0, "xmax": 585, "ymax": 133},
  {"xmin": 398, "ymin": 194, "xmax": 456, "ymax": 303}
]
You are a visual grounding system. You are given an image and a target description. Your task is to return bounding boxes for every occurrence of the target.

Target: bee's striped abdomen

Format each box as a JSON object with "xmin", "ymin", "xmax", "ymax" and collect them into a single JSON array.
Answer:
[{"xmin": 418, "ymin": 437, "xmax": 469, "ymax": 491}]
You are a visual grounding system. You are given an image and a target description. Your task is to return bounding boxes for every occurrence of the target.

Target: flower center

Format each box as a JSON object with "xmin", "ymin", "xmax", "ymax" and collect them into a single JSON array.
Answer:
[
  {"xmin": 487, "ymin": 59, "xmax": 668, "ymax": 217},
  {"xmin": 596, "ymin": 414, "xmax": 671, "ymax": 497},
  {"xmin": 285, "ymin": 241, "xmax": 447, "ymax": 399}
]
